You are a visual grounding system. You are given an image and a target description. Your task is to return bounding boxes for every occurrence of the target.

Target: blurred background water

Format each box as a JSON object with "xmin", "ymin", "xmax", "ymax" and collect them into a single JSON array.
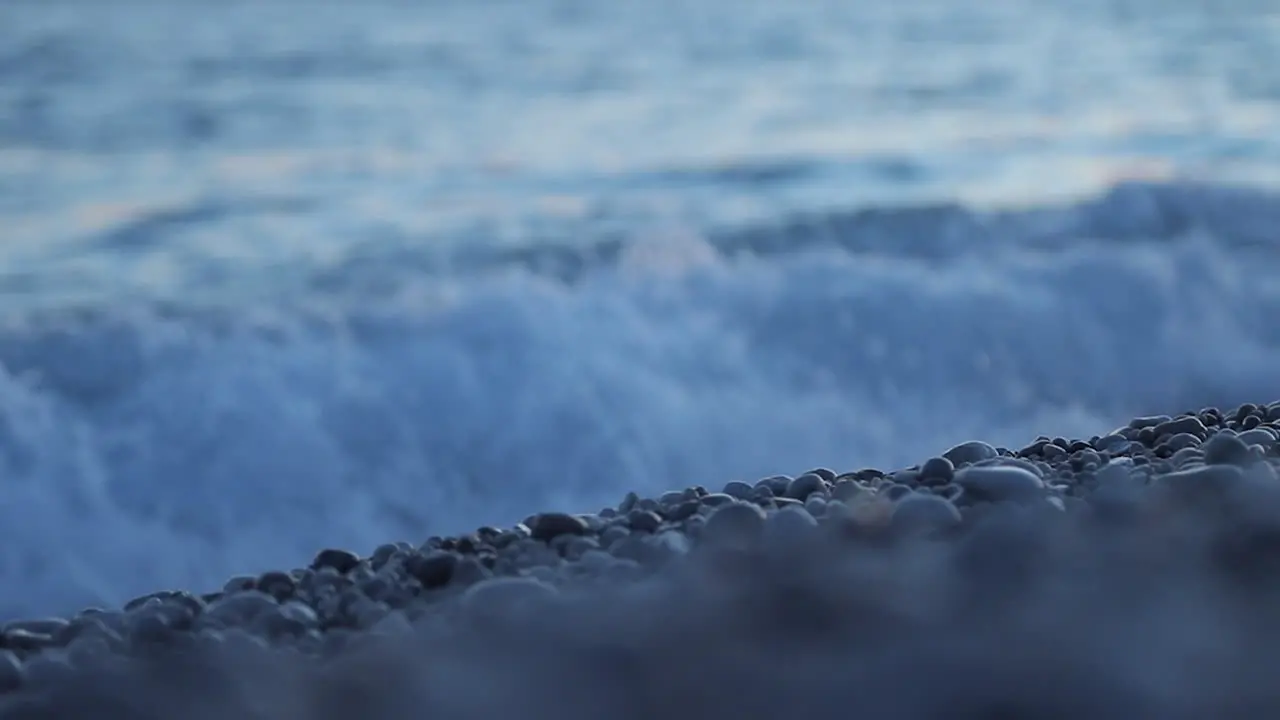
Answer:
[{"xmin": 2, "ymin": 0, "xmax": 1280, "ymax": 619}]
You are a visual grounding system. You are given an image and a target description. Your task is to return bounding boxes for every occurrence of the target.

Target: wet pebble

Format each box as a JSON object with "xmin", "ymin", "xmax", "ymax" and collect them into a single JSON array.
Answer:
[
  {"xmin": 530, "ymin": 513, "xmax": 590, "ymax": 542},
  {"xmin": 954, "ymin": 465, "xmax": 1045, "ymax": 503}
]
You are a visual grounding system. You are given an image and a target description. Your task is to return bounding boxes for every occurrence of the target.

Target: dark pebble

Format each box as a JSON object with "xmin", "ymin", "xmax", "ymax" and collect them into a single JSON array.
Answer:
[
  {"xmin": 722, "ymin": 481, "xmax": 754, "ymax": 500},
  {"xmin": 0, "ymin": 651, "xmax": 23, "ymax": 692},
  {"xmin": 529, "ymin": 513, "xmax": 590, "ymax": 542},
  {"xmin": 311, "ymin": 548, "xmax": 361, "ymax": 574},
  {"xmin": 699, "ymin": 493, "xmax": 738, "ymax": 507},
  {"xmin": 256, "ymin": 571, "xmax": 297, "ymax": 600},
  {"xmin": 403, "ymin": 551, "xmax": 459, "ymax": 589}
]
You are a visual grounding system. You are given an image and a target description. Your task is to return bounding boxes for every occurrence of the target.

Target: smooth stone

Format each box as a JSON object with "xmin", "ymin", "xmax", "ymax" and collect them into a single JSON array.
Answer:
[
  {"xmin": 1162, "ymin": 433, "xmax": 1202, "ymax": 452},
  {"xmin": 918, "ymin": 456, "xmax": 955, "ymax": 483},
  {"xmin": 402, "ymin": 552, "xmax": 459, "ymax": 589},
  {"xmin": 626, "ymin": 510, "xmax": 663, "ymax": 533},
  {"xmin": 804, "ymin": 496, "xmax": 828, "ymax": 517},
  {"xmin": 763, "ymin": 506, "xmax": 819, "ymax": 547},
  {"xmin": 891, "ymin": 494, "xmax": 962, "ymax": 534},
  {"xmin": 1204, "ymin": 432, "xmax": 1253, "ymax": 467},
  {"xmin": 785, "ymin": 473, "xmax": 828, "ymax": 500},
  {"xmin": 1237, "ymin": 428, "xmax": 1278, "ymax": 448},
  {"xmin": 722, "ymin": 481, "xmax": 754, "ymax": 500},
  {"xmin": 599, "ymin": 525, "xmax": 631, "ymax": 549},
  {"xmin": 659, "ymin": 490, "xmax": 686, "ymax": 507},
  {"xmin": 260, "ymin": 601, "xmax": 320, "ymax": 639},
  {"xmin": 1153, "ymin": 416, "xmax": 1208, "ymax": 440},
  {"xmin": 662, "ymin": 500, "xmax": 700, "ymax": 522},
  {"xmin": 202, "ymin": 591, "xmax": 278, "ymax": 628},
  {"xmin": 954, "ymin": 465, "xmax": 1045, "ymax": 503},
  {"xmin": 310, "ymin": 549, "xmax": 361, "ymax": 574},
  {"xmin": 1, "ymin": 629, "xmax": 55, "ymax": 653},
  {"xmin": 884, "ymin": 484, "xmax": 914, "ymax": 501},
  {"xmin": 831, "ymin": 480, "xmax": 864, "ymax": 502},
  {"xmin": 1152, "ymin": 464, "xmax": 1246, "ymax": 503},
  {"xmin": 462, "ymin": 577, "xmax": 559, "ymax": 617},
  {"xmin": 1093, "ymin": 434, "xmax": 1131, "ymax": 453},
  {"xmin": 529, "ymin": 513, "xmax": 590, "ymax": 542},
  {"xmin": 943, "ymin": 441, "xmax": 999, "ymax": 467},
  {"xmin": 701, "ymin": 502, "xmax": 767, "ymax": 549},
  {"xmin": 700, "ymin": 493, "xmax": 738, "ymax": 507},
  {"xmin": 1129, "ymin": 415, "xmax": 1171, "ymax": 430},
  {"xmin": 756, "ymin": 475, "xmax": 793, "ymax": 495},
  {"xmin": 256, "ymin": 571, "xmax": 297, "ymax": 601}
]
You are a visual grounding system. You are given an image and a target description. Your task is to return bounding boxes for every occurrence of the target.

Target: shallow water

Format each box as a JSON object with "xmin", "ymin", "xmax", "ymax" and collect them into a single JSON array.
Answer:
[{"xmin": 2, "ymin": 0, "xmax": 1280, "ymax": 619}]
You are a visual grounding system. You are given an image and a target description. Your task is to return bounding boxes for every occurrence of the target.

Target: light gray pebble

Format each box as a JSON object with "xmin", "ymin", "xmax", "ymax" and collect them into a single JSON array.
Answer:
[
  {"xmin": 919, "ymin": 457, "xmax": 955, "ymax": 483},
  {"xmin": 462, "ymin": 577, "xmax": 559, "ymax": 618},
  {"xmin": 763, "ymin": 506, "xmax": 819, "ymax": 548},
  {"xmin": 757, "ymin": 475, "xmax": 793, "ymax": 495},
  {"xmin": 1204, "ymin": 432, "xmax": 1253, "ymax": 467},
  {"xmin": 891, "ymin": 493, "xmax": 962, "ymax": 534},
  {"xmin": 1153, "ymin": 464, "xmax": 1245, "ymax": 504},
  {"xmin": 943, "ymin": 440, "xmax": 998, "ymax": 467},
  {"xmin": 600, "ymin": 524, "xmax": 631, "ymax": 549},
  {"xmin": 1237, "ymin": 428, "xmax": 1278, "ymax": 447},
  {"xmin": 785, "ymin": 473, "xmax": 828, "ymax": 500},
  {"xmin": 804, "ymin": 496, "xmax": 827, "ymax": 517},
  {"xmin": 831, "ymin": 480, "xmax": 864, "ymax": 502},
  {"xmin": 954, "ymin": 465, "xmax": 1045, "ymax": 503},
  {"xmin": 701, "ymin": 502, "xmax": 767, "ymax": 550}
]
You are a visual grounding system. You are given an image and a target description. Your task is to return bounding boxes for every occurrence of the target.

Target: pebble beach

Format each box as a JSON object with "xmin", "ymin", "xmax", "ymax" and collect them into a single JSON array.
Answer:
[
  {"xmin": 7, "ymin": 1, "xmax": 1280, "ymax": 717},
  {"xmin": 7, "ymin": 403, "xmax": 1280, "ymax": 718}
]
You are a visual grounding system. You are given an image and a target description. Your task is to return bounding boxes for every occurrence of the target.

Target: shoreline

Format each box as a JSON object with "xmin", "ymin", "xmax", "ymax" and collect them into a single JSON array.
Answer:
[{"xmin": 5, "ymin": 401, "xmax": 1280, "ymax": 718}]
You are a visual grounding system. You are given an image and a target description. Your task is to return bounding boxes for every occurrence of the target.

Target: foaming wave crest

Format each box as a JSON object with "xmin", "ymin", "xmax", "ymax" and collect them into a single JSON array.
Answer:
[{"xmin": 2, "ymin": 181, "xmax": 1280, "ymax": 620}]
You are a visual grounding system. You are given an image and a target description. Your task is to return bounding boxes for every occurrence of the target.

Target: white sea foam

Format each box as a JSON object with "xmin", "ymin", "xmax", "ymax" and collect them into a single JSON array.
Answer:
[{"xmin": 1, "ymin": 182, "xmax": 1278, "ymax": 620}]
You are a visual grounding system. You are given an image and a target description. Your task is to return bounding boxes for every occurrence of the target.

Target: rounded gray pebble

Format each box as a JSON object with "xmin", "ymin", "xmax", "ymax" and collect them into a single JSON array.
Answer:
[
  {"xmin": 722, "ymin": 481, "xmax": 754, "ymax": 500},
  {"xmin": 785, "ymin": 473, "xmax": 827, "ymax": 500},
  {"xmin": 1204, "ymin": 432, "xmax": 1253, "ymax": 466},
  {"xmin": 954, "ymin": 465, "xmax": 1045, "ymax": 502},
  {"xmin": 919, "ymin": 457, "xmax": 955, "ymax": 483},
  {"xmin": 891, "ymin": 493, "xmax": 962, "ymax": 534},
  {"xmin": 943, "ymin": 440, "xmax": 998, "ymax": 467},
  {"xmin": 701, "ymin": 502, "xmax": 767, "ymax": 549}
]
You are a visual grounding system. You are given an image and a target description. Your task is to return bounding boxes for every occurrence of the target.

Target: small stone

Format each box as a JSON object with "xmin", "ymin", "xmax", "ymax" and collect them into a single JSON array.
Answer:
[
  {"xmin": 785, "ymin": 473, "xmax": 828, "ymax": 500},
  {"xmin": 763, "ymin": 506, "xmax": 819, "ymax": 548},
  {"xmin": 256, "ymin": 571, "xmax": 297, "ymax": 601},
  {"xmin": 701, "ymin": 502, "xmax": 767, "ymax": 549},
  {"xmin": 1163, "ymin": 433, "xmax": 1202, "ymax": 452},
  {"xmin": 1237, "ymin": 428, "xmax": 1278, "ymax": 448},
  {"xmin": 202, "ymin": 591, "xmax": 279, "ymax": 628},
  {"xmin": 943, "ymin": 441, "xmax": 999, "ymax": 467},
  {"xmin": 403, "ymin": 551, "xmax": 459, "ymax": 589},
  {"xmin": 891, "ymin": 494, "xmax": 962, "ymax": 534},
  {"xmin": 600, "ymin": 525, "xmax": 631, "ymax": 549},
  {"xmin": 530, "ymin": 513, "xmax": 590, "ymax": 542},
  {"xmin": 1093, "ymin": 434, "xmax": 1131, "ymax": 453},
  {"xmin": 756, "ymin": 475, "xmax": 793, "ymax": 495},
  {"xmin": 618, "ymin": 491, "xmax": 640, "ymax": 513},
  {"xmin": 1129, "ymin": 415, "xmax": 1171, "ymax": 430},
  {"xmin": 463, "ymin": 577, "xmax": 559, "ymax": 618},
  {"xmin": 662, "ymin": 500, "xmax": 700, "ymax": 522},
  {"xmin": 699, "ymin": 493, "xmax": 737, "ymax": 508},
  {"xmin": 804, "ymin": 496, "xmax": 827, "ymax": 517},
  {"xmin": 311, "ymin": 548, "xmax": 361, "ymax": 574},
  {"xmin": 1204, "ymin": 432, "xmax": 1253, "ymax": 467},
  {"xmin": 627, "ymin": 510, "xmax": 663, "ymax": 533},
  {"xmin": 722, "ymin": 481, "xmax": 754, "ymax": 500},
  {"xmin": 1153, "ymin": 464, "xmax": 1245, "ymax": 503},
  {"xmin": 954, "ymin": 465, "xmax": 1045, "ymax": 503},
  {"xmin": 831, "ymin": 480, "xmax": 864, "ymax": 502},
  {"xmin": 1153, "ymin": 416, "xmax": 1208, "ymax": 441},
  {"xmin": 919, "ymin": 457, "xmax": 955, "ymax": 484},
  {"xmin": 659, "ymin": 491, "xmax": 686, "ymax": 507}
]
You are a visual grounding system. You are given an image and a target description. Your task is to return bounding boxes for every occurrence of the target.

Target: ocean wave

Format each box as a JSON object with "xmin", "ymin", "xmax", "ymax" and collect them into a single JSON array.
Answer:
[{"xmin": 1, "ymin": 181, "xmax": 1279, "ymax": 619}]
